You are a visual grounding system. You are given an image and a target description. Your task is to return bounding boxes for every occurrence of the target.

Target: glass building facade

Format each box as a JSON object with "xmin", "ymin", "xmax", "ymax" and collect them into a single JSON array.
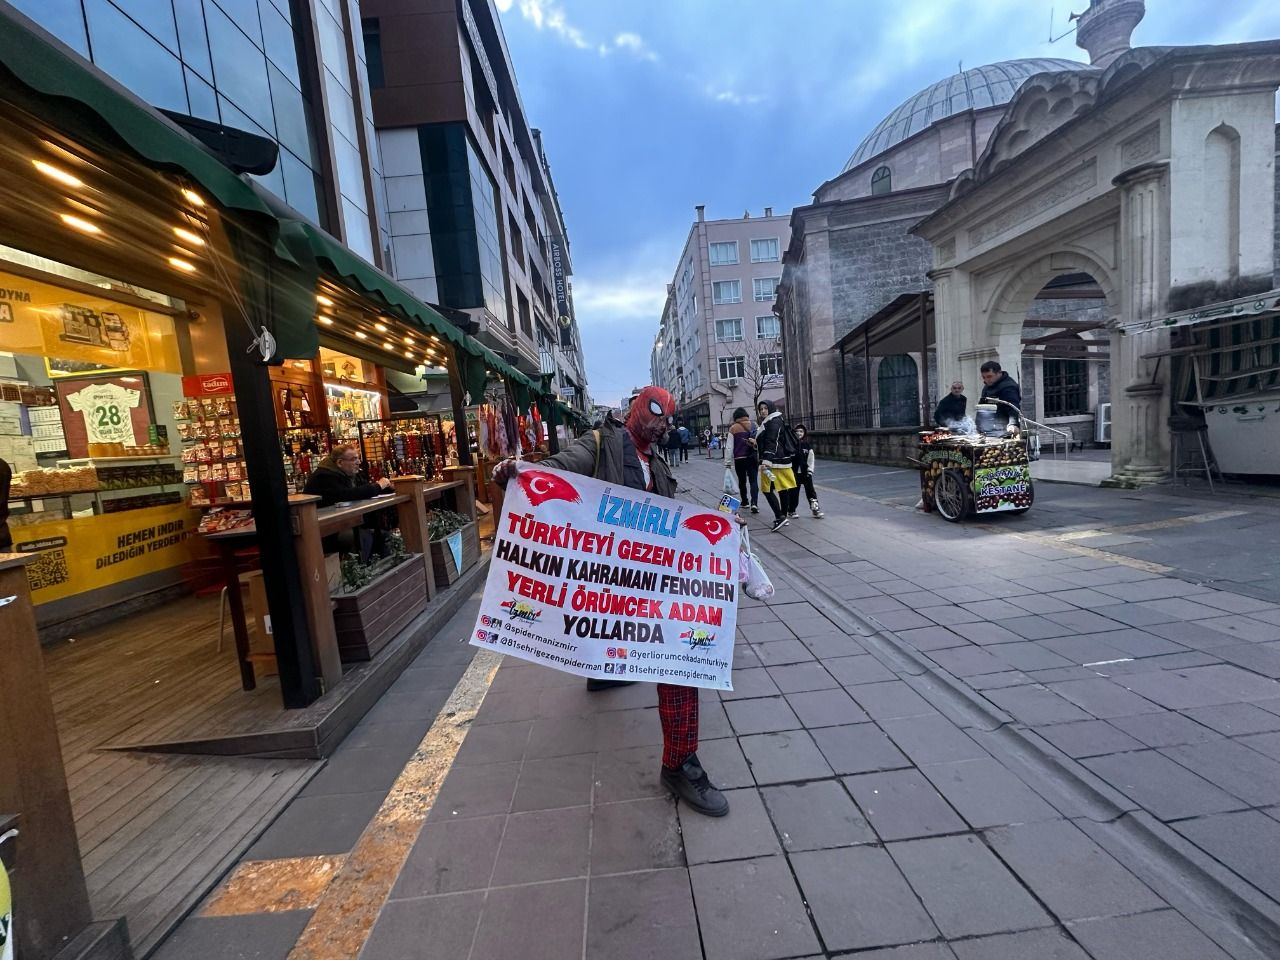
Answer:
[{"xmin": 13, "ymin": 0, "xmax": 324, "ymax": 227}]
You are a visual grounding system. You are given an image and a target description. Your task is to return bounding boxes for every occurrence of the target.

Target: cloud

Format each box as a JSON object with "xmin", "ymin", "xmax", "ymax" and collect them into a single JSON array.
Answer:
[
  {"xmin": 709, "ymin": 88, "xmax": 765, "ymax": 106},
  {"xmin": 571, "ymin": 274, "xmax": 667, "ymax": 323},
  {"xmin": 505, "ymin": 1, "xmax": 659, "ymax": 62}
]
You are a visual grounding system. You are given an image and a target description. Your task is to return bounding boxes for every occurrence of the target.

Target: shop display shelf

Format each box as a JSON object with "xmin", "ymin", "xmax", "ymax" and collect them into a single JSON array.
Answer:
[{"xmin": 58, "ymin": 455, "xmax": 180, "ymax": 465}]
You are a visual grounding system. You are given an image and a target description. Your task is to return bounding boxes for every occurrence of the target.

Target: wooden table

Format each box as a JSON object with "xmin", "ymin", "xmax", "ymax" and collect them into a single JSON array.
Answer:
[{"xmin": 201, "ymin": 476, "xmax": 474, "ymax": 693}]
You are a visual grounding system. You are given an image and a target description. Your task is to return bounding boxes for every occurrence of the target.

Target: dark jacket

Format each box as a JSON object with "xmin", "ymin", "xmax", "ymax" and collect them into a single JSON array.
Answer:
[
  {"xmin": 979, "ymin": 373, "xmax": 1021, "ymax": 411},
  {"xmin": 755, "ymin": 411, "xmax": 797, "ymax": 469},
  {"xmin": 0, "ymin": 457, "xmax": 11, "ymax": 551},
  {"xmin": 933, "ymin": 393, "xmax": 967, "ymax": 426},
  {"xmin": 792, "ymin": 436, "xmax": 815, "ymax": 476},
  {"xmin": 538, "ymin": 418, "xmax": 675, "ymax": 498},
  {"xmin": 303, "ymin": 454, "xmax": 383, "ymax": 506}
]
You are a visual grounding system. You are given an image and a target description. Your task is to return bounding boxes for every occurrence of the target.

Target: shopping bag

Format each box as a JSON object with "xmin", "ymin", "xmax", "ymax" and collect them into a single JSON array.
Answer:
[
  {"xmin": 738, "ymin": 528, "xmax": 775, "ymax": 601},
  {"xmin": 722, "ymin": 464, "xmax": 737, "ymax": 494}
]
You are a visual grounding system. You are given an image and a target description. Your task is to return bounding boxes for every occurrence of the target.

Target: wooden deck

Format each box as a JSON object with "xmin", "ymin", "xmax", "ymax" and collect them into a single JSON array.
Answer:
[
  {"xmin": 44, "ymin": 595, "xmax": 320, "ymax": 957},
  {"xmin": 41, "ymin": 549, "xmax": 491, "ymax": 957}
]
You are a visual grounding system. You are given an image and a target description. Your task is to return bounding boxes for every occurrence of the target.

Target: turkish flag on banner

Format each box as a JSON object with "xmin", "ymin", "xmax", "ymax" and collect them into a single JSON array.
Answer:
[{"xmin": 471, "ymin": 463, "xmax": 741, "ymax": 690}]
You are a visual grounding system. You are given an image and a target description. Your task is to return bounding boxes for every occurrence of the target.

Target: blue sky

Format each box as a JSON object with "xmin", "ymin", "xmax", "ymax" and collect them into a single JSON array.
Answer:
[{"xmin": 493, "ymin": 0, "xmax": 1280, "ymax": 407}]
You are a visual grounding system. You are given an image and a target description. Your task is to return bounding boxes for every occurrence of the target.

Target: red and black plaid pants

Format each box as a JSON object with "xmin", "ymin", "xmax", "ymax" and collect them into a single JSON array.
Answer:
[{"xmin": 657, "ymin": 683, "xmax": 699, "ymax": 770}]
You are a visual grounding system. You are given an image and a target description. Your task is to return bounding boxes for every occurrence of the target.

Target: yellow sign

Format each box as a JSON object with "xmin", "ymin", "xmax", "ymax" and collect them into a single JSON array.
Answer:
[
  {"xmin": 0, "ymin": 268, "xmax": 181, "ymax": 376},
  {"xmin": 0, "ymin": 836, "xmax": 11, "ymax": 960},
  {"xmin": 13, "ymin": 503, "xmax": 201, "ymax": 605}
]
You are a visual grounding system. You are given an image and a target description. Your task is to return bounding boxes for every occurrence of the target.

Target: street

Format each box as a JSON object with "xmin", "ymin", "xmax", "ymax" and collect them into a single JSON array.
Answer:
[{"xmin": 158, "ymin": 454, "xmax": 1280, "ymax": 960}]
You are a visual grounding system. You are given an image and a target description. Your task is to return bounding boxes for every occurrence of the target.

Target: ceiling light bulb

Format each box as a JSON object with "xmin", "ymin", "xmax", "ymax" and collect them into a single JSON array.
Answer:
[
  {"xmin": 316, "ymin": 294, "xmax": 333, "ymax": 307},
  {"xmin": 168, "ymin": 256, "xmax": 196, "ymax": 272},
  {"xmin": 173, "ymin": 226, "xmax": 205, "ymax": 246},
  {"xmin": 181, "ymin": 188, "xmax": 205, "ymax": 207},
  {"xmin": 60, "ymin": 213, "xmax": 100, "ymax": 234},
  {"xmin": 354, "ymin": 331, "xmax": 367, "ymax": 339},
  {"xmin": 374, "ymin": 322, "xmax": 387, "ymax": 333},
  {"xmin": 383, "ymin": 340, "xmax": 394, "ymax": 350},
  {"xmin": 318, "ymin": 316, "xmax": 334, "ymax": 325},
  {"xmin": 34, "ymin": 160, "xmax": 83, "ymax": 188},
  {"xmin": 404, "ymin": 350, "xmax": 414, "ymax": 359},
  {"xmin": 402, "ymin": 336, "xmax": 413, "ymax": 345}
]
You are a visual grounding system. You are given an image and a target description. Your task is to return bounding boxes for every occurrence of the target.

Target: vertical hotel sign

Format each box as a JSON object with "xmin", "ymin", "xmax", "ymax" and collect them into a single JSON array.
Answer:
[{"xmin": 550, "ymin": 239, "xmax": 570, "ymax": 326}]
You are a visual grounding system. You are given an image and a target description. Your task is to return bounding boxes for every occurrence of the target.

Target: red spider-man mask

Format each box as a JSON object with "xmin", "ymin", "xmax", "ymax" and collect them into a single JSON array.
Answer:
[{"xmin": 626, "ymin": 385, "xmax": 675, "ymax": 450}]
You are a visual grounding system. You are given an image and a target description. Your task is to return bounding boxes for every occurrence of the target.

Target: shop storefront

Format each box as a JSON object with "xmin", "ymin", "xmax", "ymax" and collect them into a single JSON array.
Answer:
[{"xmin": 0, "ymin": 11, "xmax": 570, "ymax": 956}]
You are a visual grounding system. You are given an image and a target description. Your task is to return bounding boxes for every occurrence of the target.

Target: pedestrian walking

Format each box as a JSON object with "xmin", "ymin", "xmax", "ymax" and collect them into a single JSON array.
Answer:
[
  {"xmin": 728, "ymin": 407, "xmax": 759, "ymax": 514},
  {"xmin": 665, "ymin": 417, "xmax": 683, "ymax": 466},
  {"xmin": 756, "ymin": 400, "xmax": 800, "ymax": 530},
  {"xmin": 792, "ymin": 424, "xmax": 824, "ymax": 518},
  {"xmin": 490, "ymin": 387, "xmax": 730, "ymax": 817},
  {"xmin": 677, "ymin": 422, "xmax": 691, "ymax": 463}
]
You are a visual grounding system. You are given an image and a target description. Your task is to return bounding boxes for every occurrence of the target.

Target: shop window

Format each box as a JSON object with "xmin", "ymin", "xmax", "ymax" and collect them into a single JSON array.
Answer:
[
  {"xmin": 871, "ymin": 166, "xmax": 892, "ymax": 195},
  {"xmin": 1044, "ymin": 358, "xmax": 1088, "ymax": 416}
]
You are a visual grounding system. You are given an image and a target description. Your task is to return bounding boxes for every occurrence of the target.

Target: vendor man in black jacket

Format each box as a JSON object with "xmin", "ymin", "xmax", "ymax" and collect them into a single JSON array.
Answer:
[
  {"xmin": 933, "ymin": 381, "xmax": 968, "ymax": 427},
  {"xmin": 979, "ymin": 361, "xmax": 1022, "ymax": 427}
]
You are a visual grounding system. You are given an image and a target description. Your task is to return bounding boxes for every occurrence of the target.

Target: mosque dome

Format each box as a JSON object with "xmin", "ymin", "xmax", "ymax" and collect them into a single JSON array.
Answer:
[{"xmin": 842, "ymin": 58, "xmax": 1093, "ymax": 172}]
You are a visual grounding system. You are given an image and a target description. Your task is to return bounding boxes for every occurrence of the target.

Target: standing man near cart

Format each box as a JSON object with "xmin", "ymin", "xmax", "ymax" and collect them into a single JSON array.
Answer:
[
  {"xmin": 491, "ymin": 386, "xmax": 730, "ymax": 817},
  {"xmin": 979, "ymin": 361, "xmax": 1022, "ymax": 428}
]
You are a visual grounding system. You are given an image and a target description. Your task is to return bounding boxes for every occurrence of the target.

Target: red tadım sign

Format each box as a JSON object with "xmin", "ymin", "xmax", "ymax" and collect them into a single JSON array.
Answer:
[{"xmin": 181, "ymin": 372, "xmax": 235, "ymax": 396}]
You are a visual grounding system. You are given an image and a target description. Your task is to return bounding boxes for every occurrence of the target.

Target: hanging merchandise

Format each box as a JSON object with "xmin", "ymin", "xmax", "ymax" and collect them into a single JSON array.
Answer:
[{"xmin": 0, "ymin": 829, "xmax": 12, "ymax": 960}]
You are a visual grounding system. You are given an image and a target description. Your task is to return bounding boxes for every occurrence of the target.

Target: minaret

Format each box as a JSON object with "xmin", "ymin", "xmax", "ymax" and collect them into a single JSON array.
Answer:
[{"xmin": 1073, "ymin": 0, "xmax": 1145, "ymax": 68}]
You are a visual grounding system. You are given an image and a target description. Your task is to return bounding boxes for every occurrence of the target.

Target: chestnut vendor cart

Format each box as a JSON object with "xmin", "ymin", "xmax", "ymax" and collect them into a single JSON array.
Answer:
[{"xmin": 915, "ymin": 432, "xmax": 1034, "ymax": 522}]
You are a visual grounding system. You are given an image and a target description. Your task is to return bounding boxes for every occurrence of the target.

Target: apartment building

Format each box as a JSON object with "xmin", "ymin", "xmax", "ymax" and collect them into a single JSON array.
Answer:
[
  {"xmin": 361, "ymin": 0, "xmax": 589, "ymax": 411},
  {"xmin": 652, "ymin": 206, "xmax": 790, "ymax": 434}
]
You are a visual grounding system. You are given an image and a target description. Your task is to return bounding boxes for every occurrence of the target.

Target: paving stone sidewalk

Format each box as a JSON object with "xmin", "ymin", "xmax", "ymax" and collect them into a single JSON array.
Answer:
[{"xmin": 155, "ymin": 453, "xmax": 1280, "ymax": 959}]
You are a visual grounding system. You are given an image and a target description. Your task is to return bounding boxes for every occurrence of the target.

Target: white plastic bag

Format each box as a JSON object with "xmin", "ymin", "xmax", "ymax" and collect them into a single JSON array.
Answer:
[
  {"xmin": 722, "ymin": 464, "xmax": 737, "ymax": 494},
  {"xmin": 738, "ymin": 528, "xmax": 775, "ymax": 601}
]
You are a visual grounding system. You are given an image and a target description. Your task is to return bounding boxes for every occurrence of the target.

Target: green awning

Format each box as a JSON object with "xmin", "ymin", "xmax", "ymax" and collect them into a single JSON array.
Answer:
[{"xmin": 0, "ymin": 6, "xmax": 286, "ymax": 238}]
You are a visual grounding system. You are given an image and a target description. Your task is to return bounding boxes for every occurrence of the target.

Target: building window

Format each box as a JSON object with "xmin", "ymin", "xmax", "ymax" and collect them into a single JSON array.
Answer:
[
  {"xmin": 753, "ymin": 277, "xmax": 779, "ymax": 302},
  {"xmin": 1044, "ymin": 358, "xmax": 1089, "ymax": 416},
  {"xmin": 871, "ymin": 166, "xmax": 892, "ymax": 195},
  {"xmin": 363, "ymin": 19, "xmax": 384, "ymax": 89},
  {"xmin": 759, "ymin": 353, "xmax": 784, "ymax": 378},
  {"xmin": 709, "ymin": 241, "xmax": 738, "ymax": 266},
  {"xmin": 750, "ymin": 238, "xmax": 779, "ymax": 262},
  {"xmin": 718, "ymin": 356, "xmax": 746, "ymax": 380},
  {"xmin": 756, "ymin": 315, "xmax": 780, "ymax": 339},
  {"xmin": 715, "ymin": 318, "xmax": 743, "ymax": 342},
  {"xmin": 712, "ymin": 280, "xmax": 741, "ymax": 304}
]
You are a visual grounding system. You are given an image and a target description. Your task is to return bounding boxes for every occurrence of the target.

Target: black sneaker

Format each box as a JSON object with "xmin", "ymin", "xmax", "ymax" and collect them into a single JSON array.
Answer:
[
  {"xmin": 587, "ymin": 678, "xmax": 637, "ymax": 692},
  {"xmin": 770, "ymin": 516, "xmax": 790, "ymax": 532},
  {"xmin": 661, "ymin": 754, "xmax": 729, "ymax": 817},
  {"xmin": 750, "ymin": 504, "xmax": 759, "ymax": 514}
]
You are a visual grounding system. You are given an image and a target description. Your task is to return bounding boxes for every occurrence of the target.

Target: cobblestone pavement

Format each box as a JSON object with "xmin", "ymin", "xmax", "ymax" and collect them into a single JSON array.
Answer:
[{"xmin": 154, "ymin": 453, "xmax": 1280, "ymax": 960}]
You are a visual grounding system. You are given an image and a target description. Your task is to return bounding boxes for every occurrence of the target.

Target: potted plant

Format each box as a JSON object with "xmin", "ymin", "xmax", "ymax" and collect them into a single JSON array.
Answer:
[
  {"xmin": 427, "ymin": 508, "xmax": 478, "ymax": 588},
  {"xmin": 331, "ymin": 532, "xmax": 426, "ymax": 661}
]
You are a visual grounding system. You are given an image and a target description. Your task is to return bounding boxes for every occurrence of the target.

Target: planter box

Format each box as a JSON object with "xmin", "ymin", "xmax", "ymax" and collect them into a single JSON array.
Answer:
[
  {"xmin": 429, "ymin": 520, "xmax": 479, "ymax": 589},
  {"xmin": 332, "ymin": 554, "xmax": 427, "ymax": 662}
]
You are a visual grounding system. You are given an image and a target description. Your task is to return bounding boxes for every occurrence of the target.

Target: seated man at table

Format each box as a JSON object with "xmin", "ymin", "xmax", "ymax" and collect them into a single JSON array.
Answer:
[{"xmin": 304, "ymin": 444, "xmax": 393, "ymax": 557}]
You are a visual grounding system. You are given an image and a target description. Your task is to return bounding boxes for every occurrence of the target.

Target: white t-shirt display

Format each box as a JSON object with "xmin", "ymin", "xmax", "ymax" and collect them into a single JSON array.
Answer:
[{"xmin": 66, "ymin": 383, "xmax": 142, "ymax": 446}]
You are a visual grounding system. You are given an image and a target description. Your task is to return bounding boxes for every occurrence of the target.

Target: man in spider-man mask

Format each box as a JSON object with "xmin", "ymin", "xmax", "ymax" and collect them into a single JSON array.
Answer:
[{"xmin": 492, "ymin": 385, "xmax": 730, "ymax": 816}]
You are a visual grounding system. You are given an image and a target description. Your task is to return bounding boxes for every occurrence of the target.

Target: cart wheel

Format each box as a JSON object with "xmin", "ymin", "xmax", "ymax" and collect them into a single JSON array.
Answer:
[{"xmin": 933, "ymin": 469, "xmax": 971, "ymax": 522}]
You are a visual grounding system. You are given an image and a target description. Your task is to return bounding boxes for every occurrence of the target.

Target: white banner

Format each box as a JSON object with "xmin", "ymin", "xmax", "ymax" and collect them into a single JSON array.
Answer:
[{"xmin": 470, "ymin": 465, "xmax": 740, "ymax": 690}]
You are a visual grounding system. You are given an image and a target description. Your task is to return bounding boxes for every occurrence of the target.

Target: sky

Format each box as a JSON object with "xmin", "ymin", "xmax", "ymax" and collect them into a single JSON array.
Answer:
[{"xmin": 492, "ymin": 0, "xmax": 1280, "ymax": 408}]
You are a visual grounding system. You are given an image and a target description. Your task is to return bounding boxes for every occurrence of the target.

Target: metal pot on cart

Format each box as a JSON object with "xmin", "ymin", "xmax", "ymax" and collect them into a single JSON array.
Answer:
[{"xmin": 915, "ymin": 404, "xmax": 1035, "ymax": 522}]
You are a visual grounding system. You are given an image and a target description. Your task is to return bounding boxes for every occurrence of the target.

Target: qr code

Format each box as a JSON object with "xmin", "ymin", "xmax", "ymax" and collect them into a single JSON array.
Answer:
[{"xmin": 26, "ymin": 549, "xmax": 70, "ymax": 591}]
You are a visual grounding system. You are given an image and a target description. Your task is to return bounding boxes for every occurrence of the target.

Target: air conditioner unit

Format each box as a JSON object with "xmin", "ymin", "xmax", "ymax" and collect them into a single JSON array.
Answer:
[{"xmin": 1095, "ymin": 402, "xmax": 1112, "ymax": 443}]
